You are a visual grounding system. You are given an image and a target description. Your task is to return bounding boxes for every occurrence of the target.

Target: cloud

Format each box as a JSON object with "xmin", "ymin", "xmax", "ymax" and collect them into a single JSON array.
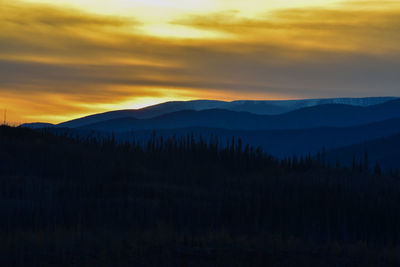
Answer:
[
  {"xmin": 0, "ymin": 1, "xmax": 137, "ymax": 28},
  {"xmin": 1, "ymin": 0, "xmax": 400, "ymax": 123},
  {"xmin": 172, "ymin": 3, "xmax": 400, "ymax": 54}
]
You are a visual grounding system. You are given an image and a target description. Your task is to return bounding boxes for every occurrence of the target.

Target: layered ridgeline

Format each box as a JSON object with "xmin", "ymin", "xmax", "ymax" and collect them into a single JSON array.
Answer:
[
  {"xmin": 23, "ymin": 97, "xmax": 398, "ymax": 129},
  {"xmin": 21, "ymin": 97, "xmax": 400, "ymax": 170},
  {"xmin": 85, "ymin": 118, "xmax": 400, "ymax": 158},
  {"xmin": 66, "ymin": 99, "xmax": 400, "ymax": 131},
  {"xmin": 325, "ymin": 133, "xmax": 400, "ymax": 172}
]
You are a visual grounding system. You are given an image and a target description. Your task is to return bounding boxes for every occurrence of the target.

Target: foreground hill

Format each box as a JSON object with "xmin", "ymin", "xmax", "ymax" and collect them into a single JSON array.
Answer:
[
  {"xmin": 1, "ymin": 125, "xmax": 400, "ymax": 266},
  {"xmin": 53, "ymin": 97, "xmax": 397, "ymax": 128},
  {"xmin": 76, "ymin": 99, "xmax": 400, "ymax": 131}
]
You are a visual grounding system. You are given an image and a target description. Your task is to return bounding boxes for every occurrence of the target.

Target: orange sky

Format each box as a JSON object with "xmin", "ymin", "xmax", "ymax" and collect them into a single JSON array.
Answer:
[{"xmin": 1, "ymin": 0, "xmax": 400, "ymax": 123}]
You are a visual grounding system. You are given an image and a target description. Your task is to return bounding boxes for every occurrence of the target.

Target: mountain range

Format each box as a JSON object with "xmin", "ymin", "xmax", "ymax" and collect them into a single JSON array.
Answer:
[
  {"xmin": 21, "ymin": 97, "xmax": 400, "ymax": 171},
  {"xmin": 23, "ymin": 97, "xmax": 400, "ymax": 130},
  {"xmin": 73, "ymin": 99, "xmax": 400, "ymax": 132},
  {"xmin": 326, "ymin": 134, "xmax": 400, "ymax": 171},
  {"xmin": 20, "ymin": 97, "xmax": 395, "ymax": 128}
]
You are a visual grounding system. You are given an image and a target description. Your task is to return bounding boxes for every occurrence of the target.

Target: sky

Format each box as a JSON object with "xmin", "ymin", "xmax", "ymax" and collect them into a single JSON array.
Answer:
[{"xmin": 1, "ymin": 0, "xmax": 400, "ymax": 123}]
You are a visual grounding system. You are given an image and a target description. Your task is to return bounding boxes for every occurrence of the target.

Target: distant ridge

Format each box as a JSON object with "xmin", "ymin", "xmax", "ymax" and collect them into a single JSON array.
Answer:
[
  {"xmin": 326, "ymin": 133, "xmax": 400, "ymax": 171},
  {"xmin": 25, "ymin": 117, "xmax": 400, "ymax": 159},
  {"xmin": 111, "ymin": 117, "xmax": 400, "ymax": 158},
  {"xmin": 18, "ymin": 97, "xmax": 400, "ymax": 174},
  {"xmin": 20, "ymin": 122, "xmax": 54, "ymax": 129},
  {"xmin": 74, "ymin": 99, "xmax": 400, "ymax": 131},
  {"xmin": 56, "ymin": 97, "xmax": 398, "ymax": 128}
]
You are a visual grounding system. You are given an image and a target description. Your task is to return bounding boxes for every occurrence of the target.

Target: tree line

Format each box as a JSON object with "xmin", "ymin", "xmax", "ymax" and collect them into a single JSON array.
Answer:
[{"xmin": 1, "ymin": 125, "xmax": 400, "ymax": 266}]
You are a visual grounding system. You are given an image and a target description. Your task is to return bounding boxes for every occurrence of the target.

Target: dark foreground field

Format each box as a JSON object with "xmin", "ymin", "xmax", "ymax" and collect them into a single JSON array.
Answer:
[{"xmin": 1, "ymin": 125, "xmax": 400, "ymax": 266}]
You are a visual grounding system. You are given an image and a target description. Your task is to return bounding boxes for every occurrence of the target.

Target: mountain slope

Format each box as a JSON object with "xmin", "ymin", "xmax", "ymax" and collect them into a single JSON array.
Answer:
[
  {"xmin": 20, "ymin": 122, "xmax": 54, "ymax": 129},
  {"xmin": 108, "ymin": 118, "xmax": 400, "ymax": 157},
  {"xmin": 326, "ymin": 134, "xmax": 400, "ymax": 171},
  {"xmin": 57, "ymin": 97, "xmax": 397, "ymax": 128},
  {"xmin": 46, "ymin": 118, "xmax": 400, "ymax": 158},
  {"xmin": 78, "ymin": 100, "xmax": 400, "ymax": 131}
]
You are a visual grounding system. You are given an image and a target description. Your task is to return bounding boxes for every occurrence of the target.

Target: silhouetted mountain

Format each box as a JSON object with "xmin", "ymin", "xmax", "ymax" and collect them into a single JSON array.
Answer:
[
  {"xmin": 78, "ymin": 100, "xmax": 400, "ymax": 131},
  {"xmin": 40, "ymin": 118, "xmax": 400, "ymax": 158},
  {"xmin": 226, "ymin": 96, "xmax": 398, "ymax": 114},
  {"xmin": 20, "ymin": 100, "xmax": 400, "ymax": 159},
  {"xmin": 111, "ymin": 118, "xmax": 400, "ymax": 157},
  {"xmin": 20, "ymin": 122, "xmax": 55, "ymax": 128},
  {"xmin": 57, "ymin": 97, "xmax": 397, "ymax": 128},
  {"xmin": 326, "ymin": 134, "xmax": 400, "ymax": 171}
]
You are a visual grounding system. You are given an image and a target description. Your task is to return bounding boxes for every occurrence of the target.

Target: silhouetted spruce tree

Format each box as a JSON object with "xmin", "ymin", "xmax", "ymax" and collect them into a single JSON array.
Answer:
[
  {"xmin": 374, "ymin": 162, "xmax": 382, "ymax": 176},
  {"xmin": 321, "ymin": 146, "xmax": 326, "ymax": 167},
  {"xmin": 352, "ymin": 154, "xmax": 357, "ymax": 171},
  {"xmin": 364, "ymin": 150, "xmax": 369, "ymax": 173}
]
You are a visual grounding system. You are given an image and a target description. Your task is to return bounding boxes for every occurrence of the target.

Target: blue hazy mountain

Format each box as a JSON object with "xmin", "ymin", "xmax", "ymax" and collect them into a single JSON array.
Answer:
[
  {"xmin": 57, "ymin": 97, "xmax": 397, "ymax": 128},
  {"xmin": 20, "ymin": 122, "xmax": 54, "ymax": 129},
  {"xmin": 117, "ymin": 118, "xmax": 400, "ymax": 157},
  {"xmin": 76, "ymin": 99, "xmax": 400, "ymax": 131},
  {"xmin": 19, "ymin": 97, "xmax": 400, "ymax": 161},
  {"xmin": 42, "ymin": 118, "xmax": 400, "ymax": 158},
  {"xmin": 325, "ymin": 134, "xmax": 400, "ymax": 171}
]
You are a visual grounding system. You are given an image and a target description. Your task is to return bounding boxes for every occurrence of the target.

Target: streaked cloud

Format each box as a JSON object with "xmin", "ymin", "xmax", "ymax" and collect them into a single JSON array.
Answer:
[
  {"xmin": 173, "ymin": 3, "xmax": 400, "ymax": 54},
  {"xmin": 1, "ymin": 0, "xmax": 399, "ymax": 123}
]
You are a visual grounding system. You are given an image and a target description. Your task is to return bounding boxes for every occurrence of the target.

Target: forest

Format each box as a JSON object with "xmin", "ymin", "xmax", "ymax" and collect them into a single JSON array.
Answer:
[{"xmin": 1, "ymin": 125, "xmax": 400, "ymax": 266}]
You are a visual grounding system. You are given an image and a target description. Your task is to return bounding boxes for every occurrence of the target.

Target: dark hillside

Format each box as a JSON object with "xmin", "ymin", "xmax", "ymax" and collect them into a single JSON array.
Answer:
[{"xmin": 1, "ymin": 125, "xmax": 400, "ymax": 266}]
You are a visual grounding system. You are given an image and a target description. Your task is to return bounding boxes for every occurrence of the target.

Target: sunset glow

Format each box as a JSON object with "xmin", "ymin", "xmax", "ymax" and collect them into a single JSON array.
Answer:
[{"xmin": 1, "ymin": 0, "xmax": 400, "ymax": 123}]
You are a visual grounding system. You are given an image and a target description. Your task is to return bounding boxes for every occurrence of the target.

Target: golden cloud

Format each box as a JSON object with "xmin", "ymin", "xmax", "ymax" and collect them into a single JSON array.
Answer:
[
  {"xmin": 172, "ymin": 3, "xmax": 400, "ymax": 54},
  {"xmin": 1, "ymin": 0, "xmax": 400, "ymax": 123}
]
